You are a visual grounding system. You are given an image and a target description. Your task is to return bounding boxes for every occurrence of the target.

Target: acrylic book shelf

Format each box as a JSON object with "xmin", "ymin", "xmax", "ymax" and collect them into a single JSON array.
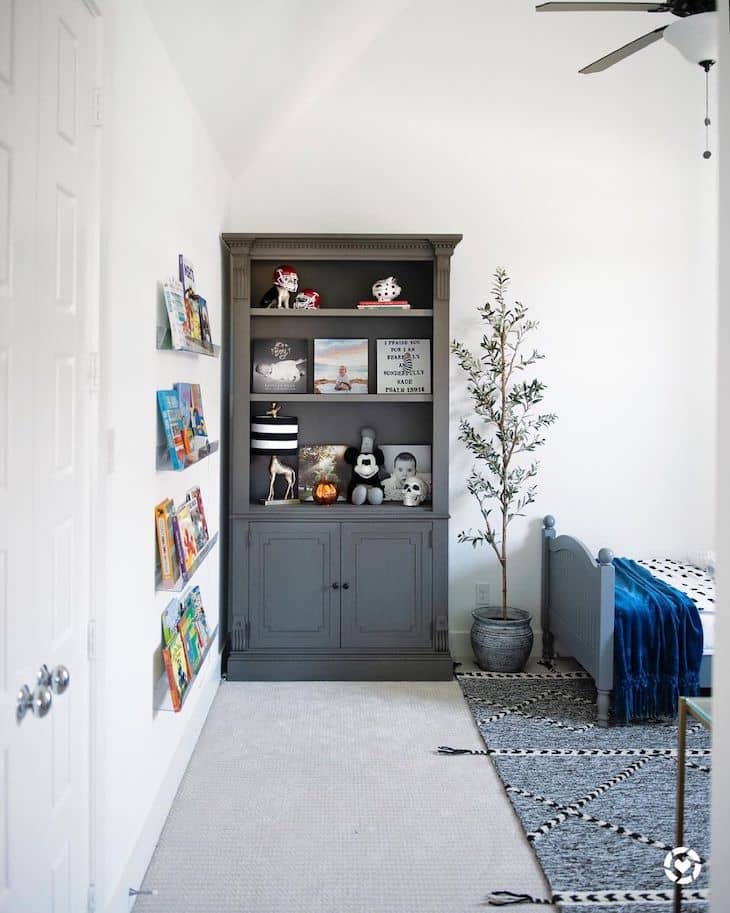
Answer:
[
  {"xmin": 156, "ymin": 323, "xmax": 221, "ymax": 356},
  {"xmin": 156, "ymin": 439, "xmax": 219, "ymax": 471},
  {"xmin": 154, "ymin": 623, "xmax": 219, "ymax": 713}
]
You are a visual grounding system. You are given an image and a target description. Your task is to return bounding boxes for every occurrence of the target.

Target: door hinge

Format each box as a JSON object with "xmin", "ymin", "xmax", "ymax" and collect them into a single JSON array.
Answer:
[
  {"xmin": 87, "ymin": 619, "xmax": 96, "ymax": 660},
  {"xmin": 87, "ymin": 882, "xmax": 96, "ymax": 913},
  {"xmin": 88, "ymin": 352, "xmax": 100, "ymax": 391},
  {"xmin": 91, "ymin": 88, "xmax": 103, "ymax": 127}
]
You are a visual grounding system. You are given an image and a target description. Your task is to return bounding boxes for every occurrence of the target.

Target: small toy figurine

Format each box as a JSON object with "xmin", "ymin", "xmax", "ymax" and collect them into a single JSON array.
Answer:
[
  {"xmin": 372, "ymin": 276, "xmax": 401, "ymax": 302},
  {"xmin": 344, "ymin": 427, "xmax": 385, "ymax": 505},
  {"xmin": 266, "ymin": 402, "xmax": 282, "ymax": 419},
  {"xmin": 259, "ymin": 265, "xmax": 299, "ymax": 308},
  {"xmin": 293, "ymin": 288, "xmax": 321, "ymax": 309}
]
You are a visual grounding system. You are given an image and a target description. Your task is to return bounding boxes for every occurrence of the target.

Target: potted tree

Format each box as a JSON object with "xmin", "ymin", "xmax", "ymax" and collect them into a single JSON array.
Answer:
[{"xmin": 451, "ymin": 268, "xmax": 556, "ymax": 672}]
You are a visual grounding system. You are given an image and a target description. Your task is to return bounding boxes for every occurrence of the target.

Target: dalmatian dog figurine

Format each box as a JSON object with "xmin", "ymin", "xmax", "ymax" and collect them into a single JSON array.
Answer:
[
  {"xmin": 259, "ymin": 265, "xmax": 299, "ymax": 308},
  {"xmin": 372, "ymin": 276, "xmax": 401, "ymax": 302},
  {"xmin": 345, "ymin": 427, "xmax": 385, "ymax": 505}
]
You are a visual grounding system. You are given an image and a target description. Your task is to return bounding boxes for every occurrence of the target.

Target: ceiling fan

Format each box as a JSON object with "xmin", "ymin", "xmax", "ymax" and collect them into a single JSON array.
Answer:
[{"xmin": 536, "ymin": 2, "xmax": 717, "ymax": 74}]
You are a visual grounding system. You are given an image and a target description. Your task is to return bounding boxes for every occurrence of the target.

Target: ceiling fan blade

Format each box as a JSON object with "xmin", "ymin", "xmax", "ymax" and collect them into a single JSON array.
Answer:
[
  {"xmin": 537, "ymin": 2, "xmax": 669, "ymax": 11},
  {"xmin": 579, "ymin": 25, "xmax": 667, "ymax": 72}
]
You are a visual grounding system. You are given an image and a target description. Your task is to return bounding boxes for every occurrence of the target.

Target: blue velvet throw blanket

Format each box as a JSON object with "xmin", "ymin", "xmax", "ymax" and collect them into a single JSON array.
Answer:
[{"xmin": 613, "ymin": 558, "xmax": 703, "ymax": 722}]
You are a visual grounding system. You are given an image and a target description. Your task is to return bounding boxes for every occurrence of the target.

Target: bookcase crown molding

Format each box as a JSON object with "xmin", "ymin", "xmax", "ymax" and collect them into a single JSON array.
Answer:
[{"xmin": 221, "ymin": 233, "xmax": 463, "ymax": 259}]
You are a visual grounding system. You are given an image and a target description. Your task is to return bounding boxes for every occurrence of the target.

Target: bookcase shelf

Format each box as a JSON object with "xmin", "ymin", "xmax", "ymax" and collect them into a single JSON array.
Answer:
[
  {"xmin": 156, "ymin": 324, "xmax": 220, "ymax": 357},
  {"xmin": 155, "ymin": 531, "xmax": 219, "ymax": 593},
  {"xmin": 248, "ymin": 308, "xmax": 432, "ymax": 318},
  {"xmin": 156, "ymin": 439, "xmax": 219, "ymax": 471},
  {"xmin": 154, "ymin": 624, "xmax": 219, "ymax": 713},
  {"xmin": 249, "ymin": 394, "xmax": 433, "ymax": 403}
]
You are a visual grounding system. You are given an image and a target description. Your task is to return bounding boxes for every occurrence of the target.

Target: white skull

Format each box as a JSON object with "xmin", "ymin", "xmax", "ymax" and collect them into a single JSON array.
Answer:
[
  {"xmin": 372, "ymin": 276, "xmax": 401, "ymax": 302},
  {"xmin": 402, "ymin": 476, "xmax": 427, "ymax": 507}
]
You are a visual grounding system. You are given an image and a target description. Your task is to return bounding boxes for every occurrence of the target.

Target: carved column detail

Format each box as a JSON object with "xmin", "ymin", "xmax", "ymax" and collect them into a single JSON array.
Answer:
[{"xmin": 231, "ymin": 250, "xmax": 251, "ymax": 304}]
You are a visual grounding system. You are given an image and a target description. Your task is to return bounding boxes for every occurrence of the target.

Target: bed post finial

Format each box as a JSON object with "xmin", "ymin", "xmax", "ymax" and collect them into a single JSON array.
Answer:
[
  {"xmin": 544, "ymin": 515, "xmax": 556, "ymax": 529},
  {"xmin": 598, "ymin": 548, "xmax": 614, "ymax": 566}
]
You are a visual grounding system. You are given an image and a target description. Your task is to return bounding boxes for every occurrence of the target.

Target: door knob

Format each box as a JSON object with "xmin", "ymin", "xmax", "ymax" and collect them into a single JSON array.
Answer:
[
  {"xmin": 37, "ymin": 664, "xmax": 70, "ymax": 695},
  {"xmin": 342, "ymin": 583, "xmax": 350, "ymax": 590},
  {"xmin": 331, "ymin": 582, "xmax": 339, "ymax": 590},
  {"xmin": 16, "ymin": 684, "xmax": 53, "ymax": 723}
]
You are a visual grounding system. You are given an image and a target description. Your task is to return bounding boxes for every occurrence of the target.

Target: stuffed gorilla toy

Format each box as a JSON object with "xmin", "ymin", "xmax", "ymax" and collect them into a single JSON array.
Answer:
[{"xmin": 345, "ymin": 427, "xmax": 384, "ymax": 505}]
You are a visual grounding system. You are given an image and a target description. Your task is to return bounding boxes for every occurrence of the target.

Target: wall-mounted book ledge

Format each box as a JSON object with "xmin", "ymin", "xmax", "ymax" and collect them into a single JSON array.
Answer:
[
  {"xmin": 155, "ymin": 532, "xmax": 219, "ymax": 593},
  {"xmin": 156, "ymin": 325, "xmax": 220, "ymax": 357},
  {"xmin": 156, "ymin": 439, "xmax": 219, "ymax": 471},
  {"xmin": 154, "ymin": 624, "xmax": 219, "ymax": 713}
]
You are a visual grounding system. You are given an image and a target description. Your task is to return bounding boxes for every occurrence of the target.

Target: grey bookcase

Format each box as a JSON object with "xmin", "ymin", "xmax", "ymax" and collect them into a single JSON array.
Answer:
[{"xmin": 221, "ymin": 233, "xmax": 461, "ymax": 680}]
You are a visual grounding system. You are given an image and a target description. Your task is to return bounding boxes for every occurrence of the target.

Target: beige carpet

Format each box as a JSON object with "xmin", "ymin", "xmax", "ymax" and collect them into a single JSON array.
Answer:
[{"xmin": 133, "ymin": 680, "xmax": 551, "ymax": 912}]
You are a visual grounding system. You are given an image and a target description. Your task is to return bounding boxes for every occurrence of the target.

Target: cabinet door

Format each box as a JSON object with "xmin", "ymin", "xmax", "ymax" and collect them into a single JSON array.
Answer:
[
  {"xmin": 340, "ymin": 523, "xmax": 433, "ymax": 651},
  {"xmin": 249, "ymin": 522, "xmax": 340, "ymax": 650}
]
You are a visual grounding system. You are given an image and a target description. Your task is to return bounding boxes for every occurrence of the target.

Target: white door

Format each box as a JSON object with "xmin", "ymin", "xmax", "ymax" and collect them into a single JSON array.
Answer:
[{"xmin": 0, "ymin": 1, "xmax": 100, "ymax": 911}]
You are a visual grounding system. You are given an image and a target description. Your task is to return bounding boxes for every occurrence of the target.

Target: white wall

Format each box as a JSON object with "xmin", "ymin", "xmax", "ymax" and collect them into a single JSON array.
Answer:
[
  {"xmin": 98, "ymin": 2, "xmax": 229, "ymax": 909},
  {"xmin": 226, "ymin": 0, "xmax": 717, "ymax": 654},
  {"xmin": 710, "ymin": 2, "xmax": 729, "ymax": 910}
]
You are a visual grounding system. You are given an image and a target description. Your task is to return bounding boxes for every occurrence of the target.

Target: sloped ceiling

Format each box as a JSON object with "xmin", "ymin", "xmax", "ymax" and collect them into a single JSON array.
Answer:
[{"xmin": 144, "ymin": 1, "xmax": 682, "ymax": 178}]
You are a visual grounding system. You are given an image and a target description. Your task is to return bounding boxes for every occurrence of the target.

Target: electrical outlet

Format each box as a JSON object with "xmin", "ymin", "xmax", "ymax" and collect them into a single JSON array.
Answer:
[{"xmin": 475, "ymin": 583, "xmax": 490, "ymax": 607}]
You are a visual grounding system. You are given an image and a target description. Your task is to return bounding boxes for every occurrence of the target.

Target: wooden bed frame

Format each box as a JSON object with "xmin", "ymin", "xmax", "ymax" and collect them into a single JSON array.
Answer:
[{"xmin": 540, "ymin": 515, "xmax": 712, "ymax": 727}]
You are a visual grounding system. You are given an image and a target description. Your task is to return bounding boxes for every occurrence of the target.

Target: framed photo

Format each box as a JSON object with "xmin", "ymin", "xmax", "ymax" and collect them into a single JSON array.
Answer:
[
  {"xmin": 377, "ymin": 339, "xmax": 431, "ymax": 394},
  {"xmin": 314, "ymin": 339, "xmax": 368, "ymax": 394},
  {"xmin": 252, "ymin": 338, "xmax": 308, "ymax": 394},
  {"xmin": 298, "ymin": 445, "xmax": 349, "ymax": 501},
  {"xmin": 379, "ymin": 445, "xmax": 432, "ymax": 502}
]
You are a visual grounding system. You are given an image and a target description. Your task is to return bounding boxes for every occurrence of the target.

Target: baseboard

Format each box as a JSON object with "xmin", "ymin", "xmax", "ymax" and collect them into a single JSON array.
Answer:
[
  {"xmin": 226, "ymin": 651, "xmax": 454, "ymax": 681},
  {"xmin": 103, "ymin": 652, "xmax": 221, "ymax": 913}
]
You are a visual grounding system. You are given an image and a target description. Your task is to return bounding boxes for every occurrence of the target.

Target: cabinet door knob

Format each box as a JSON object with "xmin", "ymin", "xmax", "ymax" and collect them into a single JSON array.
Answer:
[
  {"xmin": 342, "ymin": 583, "xmax": 350, "ymax": 590},
  {"xmin": 332, "ymin": 582, "xmax": 339, "ymax": 590}
]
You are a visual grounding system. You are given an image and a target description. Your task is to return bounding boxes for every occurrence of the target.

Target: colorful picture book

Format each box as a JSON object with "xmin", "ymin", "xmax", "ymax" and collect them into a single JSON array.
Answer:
[
  {"xmin": 376, "ymin": 339, "xmax": 431, "ymax": 394},
  {"xmin": 172, "ymin": 382, "xmax": 208, "ymax": 456},
  {"xmin": 176, "ymin": 501, "xmax": 199, "ymax": 572},
  {"xmin": 298, "ymin": 445, "xmax": 348, "ymax": 501},
  {"xmin": 162, "ymin": 631, "xmax": 190, "ymax": 712},
  {"xmin": 379, "ymin": 445, "xmax": 432, "ymax": 502},
  {"xmin": 155, "ymin": 498, "xmax": 181, "ymax": 586},
  {"xmin": 191, "ymin": 383, "xmax": 208, "ymax": 448},
  {"xmin": 179, "ymin": 254, "xmax": 196, "ymax": 295},
  {"xmin": 162, "ymin": 278, "xmax": 190, "ymax": 348},
  {"xmin": 161, "ymin": 597, "xmax": 183, "ymax": 645},
  {"xmin": 157, "ymin": 389, "xmax": 186, "ymax": 470},
  {"xmin": 313, "ymin": 339, "xmax": 368, "ymax": 394},
  {"xmin": 197, "ymin": 296, "xmax": 213, "ymax": 347},
  {"xmin": 186, "ymin": 486, "xmax": 210, "ymax": 548},
  {"xmin": 251, "ymin": 338, "xmax": 308, "ymax": 394},
  {"xmin": 178, "ymin": 601, "xmax": 202, "ymax": 675}
]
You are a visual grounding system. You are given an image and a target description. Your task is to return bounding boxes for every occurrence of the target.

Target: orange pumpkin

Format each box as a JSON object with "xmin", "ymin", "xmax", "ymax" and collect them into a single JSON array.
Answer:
[{"xmin": 313, "ymin": 480, "xmax": 339, "ymax": 504}]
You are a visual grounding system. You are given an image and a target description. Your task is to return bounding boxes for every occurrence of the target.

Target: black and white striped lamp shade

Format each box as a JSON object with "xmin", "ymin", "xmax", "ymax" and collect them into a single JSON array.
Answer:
[{"xmin": 250, "ymin": 414, "xmax": 299, "ymax": 454}]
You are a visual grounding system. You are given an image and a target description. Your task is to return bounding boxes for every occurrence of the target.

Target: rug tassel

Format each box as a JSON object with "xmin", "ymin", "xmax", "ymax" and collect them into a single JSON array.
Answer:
[
  {"xmin": 437, "ymin": 745, "xmax": 484, "ymax": 755},
  {"xmin": 486, "ymin": 890, "xmax": 550, "ymax": 905}
]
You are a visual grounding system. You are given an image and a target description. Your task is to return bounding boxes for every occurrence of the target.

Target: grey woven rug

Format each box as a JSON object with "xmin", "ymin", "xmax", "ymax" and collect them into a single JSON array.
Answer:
[{"xmin": 443, "ymin": 671, "xmax": 711, "ymax": 913}]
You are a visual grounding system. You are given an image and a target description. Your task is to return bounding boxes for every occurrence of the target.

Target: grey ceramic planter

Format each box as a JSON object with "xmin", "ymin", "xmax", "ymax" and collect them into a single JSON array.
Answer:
[{"xmin": 471, "ymin": 607, "xmax": 533, "ymax": 672}]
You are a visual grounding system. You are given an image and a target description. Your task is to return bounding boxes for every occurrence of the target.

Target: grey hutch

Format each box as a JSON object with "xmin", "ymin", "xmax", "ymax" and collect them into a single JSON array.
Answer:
[{"xmin": 221, "ymin": 233, "xmax": 461, "ymax": 680}]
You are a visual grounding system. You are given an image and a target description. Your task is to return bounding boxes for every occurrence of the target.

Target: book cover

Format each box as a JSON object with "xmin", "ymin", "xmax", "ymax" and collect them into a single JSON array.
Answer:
[
  {"xmin": 178, "ymin": 602, "xmax": 202, "ymax": 675},
  {"xmin": 376, "ymin": 339, "xmax": 431, "ymax": 395},
  {"xmin": 379, "ymin": 445, "xmax": 432, "ymax": 502},
  {"xmin": 155, "ymin": 498, "xmax": 180, "ymax": 586},
  {"xmin": 162, "ymin": 278, "xmax": 189, "ymax": 349},
  {"xmin": 174, "ymin": 383, "xmax": 194, "ymax": 454},
  {"xmin": 187, "ymin": 496, "xmax": 207, "ymax": 551},
  {"xmin": 251, "ymin": 338, "xmax": 307, "ymax": 394},
  {"xmin": 161, "ymin": 597, "xmax": 182, "ymax": 646},
  {"xmin": 313, "ymin": 339, "xmax": 368, "ymax": 394},
  {"xmin": 188, "ymin": 293, "xmax": 202, "ymax": 342},
  {"xmin": 176, "ymin": 502, "xmax": 199, "ymax": 572},
  {"xmin": 157, "ymin": 389, "xmax": 186, "ymax": 470},
  {"xmin": 186, "ymin": 486, "xmax": 209, "ymax": 542},
  {"xmin": 197, "ymin": 296, "xmax": 213, "ymax": 348},
  {"xmin": 191, "ymin": 384, "xmax": 208, "ymax": 447},
  {"xmin": 179, "ymin": 254, "xmax": 196, "ymax": 295},
  {"xmin": 171, "ymin": 508, "xmax": 187, "ymax": 580},
  {"xmin": 162, "ymin": 631, "xmax": 190, "ymax": 712},
  {"xmin": 184, "ymin": 585, "xmax": 211, "ymax": 648},
  {"xmin": 298, "ymin": 445, "xmax": 348, "ymax": 501}
]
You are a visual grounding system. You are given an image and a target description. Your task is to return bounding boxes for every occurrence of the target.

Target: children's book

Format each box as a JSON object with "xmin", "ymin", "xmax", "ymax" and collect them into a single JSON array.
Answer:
[
  {"xmin": 174, "ymin": 383, "xmax": 194, "ymax": 454},
  {"xmin": 176, "ymin": 501, "xmax": 198, "ymax": 572},
  {"xmin": 178, "ymin": 601, "xmax": 202, "ymax": 675},
  {"xmin": 179, "ymin": 254, "xmax": 196, "ymax": 296},
  {"xmin": 191, "ymin": 384, "xmax": 208, "ymax": 447},
  {"xmin": 161, "ymin": 598, "xmax": 182, "ymax": 646},
  {"xmin": 162, "ymin": 278, "xmax": 189, "ymax": 348},
  {"xmin": 170, "ymin": 507, "xmax": 187, "ymax": 580},
  {"xmin": 197, "ymin": 297, "xmax": 213, "ymax": 348},
  {"xmin": 157, "ymin": 390, "xmax": 186, "ymax": 470},
  {"xmin": 184, "ymin": 585, "xmax": 211, "ymax": 647},
  {"xmin": 188, "ymin": 293, "xmax": 202, "ymax": 342},
  {"xmin": 155, "ymin": 498, "xmax": 181, "ymax": 586},
  {"xmin": 186, "ymin": 487, "xmax": 209, "ymax": 543},
  {"xmin": 187, "ymin": 495, "xmax": 207, "ymax": 551},
  {"xmin": 162, "ymin": 631, "xmax": 190, "ymax": 711}
]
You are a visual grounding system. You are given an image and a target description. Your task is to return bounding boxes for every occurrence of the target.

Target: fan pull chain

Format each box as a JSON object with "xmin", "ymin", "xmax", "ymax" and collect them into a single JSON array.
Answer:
[{"xmin": 702, "ymin": 61, "xmax": 713, "ymax": 160}]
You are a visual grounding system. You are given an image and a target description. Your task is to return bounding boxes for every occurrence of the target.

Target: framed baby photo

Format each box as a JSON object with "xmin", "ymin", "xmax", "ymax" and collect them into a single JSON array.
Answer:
[
  {"xmin": 313, "ymin": 339, "xmax": 369, "ymax": 394},
  {"xmin": 379, "ymin": 445, "xmax": 432, "ymax": 502},
  {"xmin": 251, "ymin": 338, "xmax": 308, "ymax": 394}
]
